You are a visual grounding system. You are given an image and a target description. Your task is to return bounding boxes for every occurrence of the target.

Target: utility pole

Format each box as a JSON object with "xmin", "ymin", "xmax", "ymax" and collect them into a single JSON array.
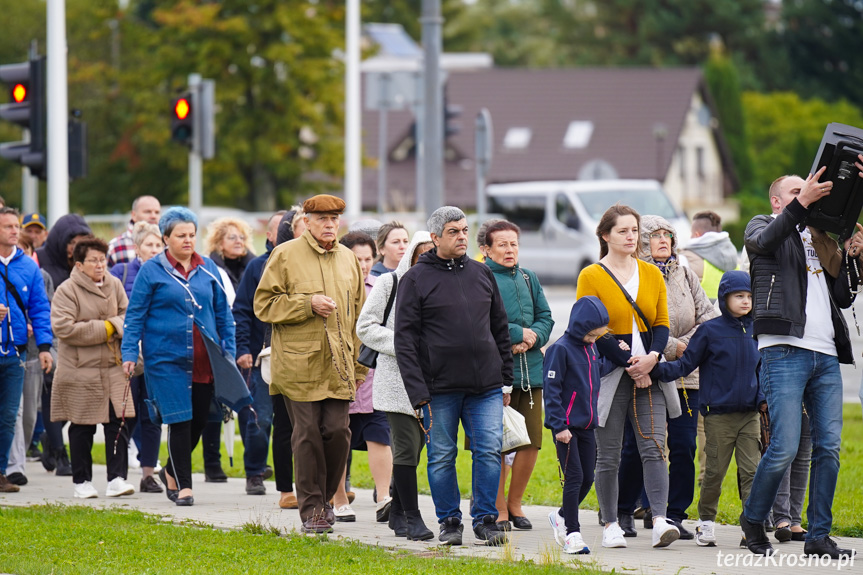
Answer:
[
  {"xmin": 377, "ymin": 72, "xmax": 389, "ymax": 214},
  {"xmin": 345, "ymin": 0, "xmax": 361, "ymax": 217},
  {"xmin": 475, "ymin": 108, "xmax": 492, "ymax": 223},
  {"xmin": 421, "ymin": 0, "xmax": 443, "ymax": 219},
  {"xmin": 21, "ymin": 41, "xmax": 39, "ymax": 213},
  {"xmin": 47, "ymin": 0, "xmax": 69, "ymax": 226}
]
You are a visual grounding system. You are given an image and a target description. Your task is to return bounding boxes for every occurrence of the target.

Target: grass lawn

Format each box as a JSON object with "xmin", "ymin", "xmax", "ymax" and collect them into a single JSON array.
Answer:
[
  {"xmin": 94, "ymin": 403, "xmax": 863, "ymax": 536},
  {"xmin": 0, "ymin": 505, "xmax": 607, "ymax": 575}
]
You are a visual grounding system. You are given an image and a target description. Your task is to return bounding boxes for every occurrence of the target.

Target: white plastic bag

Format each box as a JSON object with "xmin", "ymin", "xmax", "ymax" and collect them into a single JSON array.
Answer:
[
  {"xmin": 502, "ymin": 405, "xmax": 531, "ymax": 453},
  {"xmin": 256, "ymin": 346, "xmax": 272, "ymax": 385}
]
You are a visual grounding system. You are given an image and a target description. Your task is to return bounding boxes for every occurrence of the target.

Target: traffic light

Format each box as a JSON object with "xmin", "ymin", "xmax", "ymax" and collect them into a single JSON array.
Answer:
[
  {"xmin": 171, "ymin": 92, "xmax": 194, "ymax": 146},
  {"xmin": 444, "ymin": 96, "xmax": 462, "ymax": 140},
  {"xmin": 0, "ymin": 56, "xmax": 46, "ymax": 178}
]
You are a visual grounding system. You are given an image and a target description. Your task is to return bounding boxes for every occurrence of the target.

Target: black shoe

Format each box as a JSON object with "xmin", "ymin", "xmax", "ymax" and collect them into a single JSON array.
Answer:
[
  {"xmin": 740, "ymin": 513, "xmax": 775, "ymax": 556},
  {"xmin": 496, "ymin": 520, "xmax": 512, "ymax": 531},
  {"xmin": 245, "ymin": 475, "xmax": 266, "ymax": 495},
  {"xmin": 262, "ymin": 466, "xmax": 273, "ymax": 481},
  {"xmin": 633, "ymin": 506, "xmax": 647, "ymax": 520},
  {"xmin": 619, "ymin": 514, "xmax": 638, "ymax": 537},
  {"xmin": 6, "ymin": 472, "xmax": 27, "ymax": 486},
  {"xmin": 205, "ymin": 466, "xmax": 228, "ymax": 483},
  {"xmin": 405, "ymin": 509, "xmax": 434, "ymax": 541},
  {"xmin": 510, "ymin": 514, "xmax": 532, "ymax": 530},
  {"xmin": 791, "ymin": 529, "xmax": 807, "ymax": 542},
  {"xmin": 774, "ymin": 525, "xmax": 792, "ymax": 543},
  {"xmin": 473, "ymin": 515, "xmax": 508, "ymax": 546},
  {"xmin": 159, "ymin": 467, "xmax": 179, "ymax": 502},
  {"xmin": 439, "ymin": 517, "xmax": 464, "ymax": 545},
  {"xmin": 668, "ymin": 519, "xmax": 694, "ymax": 540},
  {"xmin": 40, "ymin": 432, "xmax": 55, "ymax": 472},
  {"xmin": 26, "ymin": 443, "xmax": 42, "ymax": 462},
  {"xmin": 376, "ymin": 497, "xmax": 392, "ymax": 522},
  {"xmin": 804, "ymin": 536, "xmax": 855, "ymax": 560},
  {"xmin": 175, "ymin": 495, "xmax": 194, "ymax": 506},
  {"xmin": 54, "ymin": 447, "xmax": 72, "ymax": 477},
  {"xmin": 389, "ymin": 509, "xmax": 407, "ymax": 537},
  {"xmin": 642, "ymin": 508, "xmax": 653, "ymax": 530},
  {"xmin": 140, "ymin": 475, "xmax": 163, "ymax": 493}
]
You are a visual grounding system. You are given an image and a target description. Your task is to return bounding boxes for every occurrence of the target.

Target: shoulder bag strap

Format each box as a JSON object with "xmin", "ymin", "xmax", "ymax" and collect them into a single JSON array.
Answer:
[
  {"xmin": 0, "ymin": 266, "xmax": 28, "ymax": 321},
  {"xmin": 380, "ymin": 272, "xmax": 399, "ymax": 325},
  {"xmin": 597, "ymin": 262, "xmax": 653, "ymax": 348}
]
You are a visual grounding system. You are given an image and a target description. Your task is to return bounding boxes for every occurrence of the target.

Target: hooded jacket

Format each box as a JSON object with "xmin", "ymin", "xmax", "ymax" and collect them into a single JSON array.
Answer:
[
  {"xmin": 485, "ymin": 259, "xmax": 554, "ymax": 390},
  {"xmin": 653, "ymin": 271, "xmax": 765, "ymax": 416},
  {"xmin": 543, "ymin": 296, "xmax": 609, "ymax": 433},
  {"xmin": 678, "ymin": 231, "xmax": 740, "ymax": 280},
  {"xmin": 744, "ymin": 199, "xmax": 855, "ymax": 364},
  {"xmin": 639, "ymin": 215, "xmax": 718, "ymax": 389},
  {"xmin": 109, "ymin": 257, "xmax": 142, "ymax": 298},
  {"xmin": 358, "ymin": 231, "xmax": 432, "ymax": 416},
  {"xmin": 36, "ymin": 214, "xmax": 92, "ymax": 288},
  {"xmin": 395, "ymin": 248, "xmax": 513, "ymax": 408},
  {"xmin": 0, "ymin": 247, "xmax": 53, "ymax": 353}
]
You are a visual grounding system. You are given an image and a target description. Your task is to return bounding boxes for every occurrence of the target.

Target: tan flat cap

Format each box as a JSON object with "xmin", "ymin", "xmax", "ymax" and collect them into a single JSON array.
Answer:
[{"xmin": 303, "ymin": 194, "xmax": 346, "ymax": 214}]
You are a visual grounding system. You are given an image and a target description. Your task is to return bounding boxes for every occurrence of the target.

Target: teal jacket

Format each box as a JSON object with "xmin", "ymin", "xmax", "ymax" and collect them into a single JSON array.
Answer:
[{"xmin": 485, "ymin": 259, "xmax": 554, "ymax": 389}]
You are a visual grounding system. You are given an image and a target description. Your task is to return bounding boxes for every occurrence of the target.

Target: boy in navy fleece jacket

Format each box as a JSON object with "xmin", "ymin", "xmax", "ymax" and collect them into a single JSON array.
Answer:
[
  {"xmin": 543, "ymin": 295, "xmax": 610, "ymax": 555},
  {"xmin": 652, "ymin": 270, "xmax": 766, "ymax": 548}
]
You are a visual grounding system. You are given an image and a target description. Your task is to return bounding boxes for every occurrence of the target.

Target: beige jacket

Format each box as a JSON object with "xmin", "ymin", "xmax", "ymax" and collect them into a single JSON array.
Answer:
[
  {"xmin": 254, "ymin": 230, "xmax": 368, "ymax": 402},
  {"xmin": 51, "ymin": 268, "xmax": 131, "ymax": 424}
]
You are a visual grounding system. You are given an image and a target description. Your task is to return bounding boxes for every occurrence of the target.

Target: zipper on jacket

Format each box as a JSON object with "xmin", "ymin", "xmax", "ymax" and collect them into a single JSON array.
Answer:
[
  {"xmin": 766, "ymin": 274, "xmax": 775, "ymax": 309},
  {"xmin": 584, "ymin": 346, "xmax": 595, "ymax": 427},
  {"xmin": 565, "ymin": 391, "xmax": 577, "ymax": 426},
  {"xmin": 347, "ymin": 290, "xmax": 351, "ymax": 318}
]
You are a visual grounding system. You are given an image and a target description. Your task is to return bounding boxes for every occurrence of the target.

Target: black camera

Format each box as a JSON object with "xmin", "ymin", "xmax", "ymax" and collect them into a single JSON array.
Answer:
[{"xmin": 806, "ymin": 122, "xmax": 863, "ymax": 241}]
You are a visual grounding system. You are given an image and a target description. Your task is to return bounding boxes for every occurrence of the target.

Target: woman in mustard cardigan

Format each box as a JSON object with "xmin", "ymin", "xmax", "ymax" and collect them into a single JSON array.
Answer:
[{"xmin": 574, "ymin": 204, "xmax": 682, "ymax": 550}]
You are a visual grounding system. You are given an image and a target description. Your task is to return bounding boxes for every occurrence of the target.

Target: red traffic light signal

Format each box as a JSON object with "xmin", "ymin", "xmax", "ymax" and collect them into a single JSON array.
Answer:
[
  {"xmin": 174, "ymin": 97, "xmax": 190, "ymax": 120},
  {"xmin": 11, "ymin": 83, "xmax": 26, "ymax": 103},
  {"xmin": 171, "ymin": 93, "xmax": 194, "ymax": 146}
]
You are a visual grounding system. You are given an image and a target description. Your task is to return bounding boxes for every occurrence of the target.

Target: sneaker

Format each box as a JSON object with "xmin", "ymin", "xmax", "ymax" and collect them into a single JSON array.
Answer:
[
  {"xmin": 439, "ymin": 517, "xmax": 464, "ymax": 545},
  {"xmin": 668, "ymin": 518, "xmax": 694, "ymax": 540},
  {"xmin": 74, "ymin": 481, "xmax": 98, "ymax": 499},
  {"xmin": 548, "ymin": 510, "xmax": 566, "ymax": 546},
  {"xmin": 695, "ymin": 520, "xmax": 716, "ymax": 547},
  {"xmin": 376, "ymin": 495, "xmax": 393, "ymax": 522},
  {"xmin": 0, "ymin": 474, "xmax": 20, "ymax": 493},
  {"xmin": 26, "ymin": 443, "xmax": 42, "ymax": 462},
  {"xmin": 127, "ymin": 442, "xmax": 141, "ymax": 469},
  {"xmin": 602, "ymin": 522, "xmax": 628, "ymax": 548},
  {"xmin": 245, "ymin": 475, "xmax": 266, "ymax": 495},
  {"xmin": 7, "ymin": 472, "xmax": 28, "ymax": 486},
  {"xmin": 652, "ymin": 516, "xmax": 680, "ymax": 548},
  {"xmin": 473, "ymin": 515, "xmax": 508, "ymax": 546},
  {"xmin": 105, "ymin": 477, "xmax": 135, "ymax": 497},
  {"xmin": 563, "ymin": 531, "xmax": 590, "ymax": 555},
  {"xmin": 334, "ymin": 504, "xmax": 356, "ymax": 522}
]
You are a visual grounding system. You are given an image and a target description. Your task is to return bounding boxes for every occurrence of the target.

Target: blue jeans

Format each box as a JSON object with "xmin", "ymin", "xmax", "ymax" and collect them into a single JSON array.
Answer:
[
  {"xmin": 743, "ymin": 346, "xmax": 842, "ymax": 541},
  {"xmin": 0, "ymin": 352, "xmax": 26, "ymax": 474},
  {"xmin": 423, "ymin": 388, "xmax": 503, "ymax": 527},
  {"xmin": 238, "ymin": 367, "xmax": 273, "ymax": 477}
]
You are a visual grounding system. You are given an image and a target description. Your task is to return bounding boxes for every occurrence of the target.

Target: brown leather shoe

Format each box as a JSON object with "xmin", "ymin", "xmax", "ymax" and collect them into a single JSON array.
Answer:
[
  {"xmin": 302, "ymin": 517, "xmax": 333, "ymax": 534},
  {"xmin": 279, "ymin": 492, "xmax": 298, "ymax": 509},
  {"xmin": 0, "ymin": 474, "xmax": 20, "ymax": 493},
  {"xmin": 323, "ymin": 504, "xmax": 335, "ymax": 526}
]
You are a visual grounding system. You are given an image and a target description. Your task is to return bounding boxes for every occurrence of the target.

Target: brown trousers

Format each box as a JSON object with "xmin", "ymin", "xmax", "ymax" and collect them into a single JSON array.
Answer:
[{"xmin": 283, "ymin": 397, "xmax": 351, "ymax": 522}]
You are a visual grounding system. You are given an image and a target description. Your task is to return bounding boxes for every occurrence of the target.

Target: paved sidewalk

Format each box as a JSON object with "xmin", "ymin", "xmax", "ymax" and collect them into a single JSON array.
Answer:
[{"xmin": 2, "ymin": 465, "xmax": 858, "ymax": 574}]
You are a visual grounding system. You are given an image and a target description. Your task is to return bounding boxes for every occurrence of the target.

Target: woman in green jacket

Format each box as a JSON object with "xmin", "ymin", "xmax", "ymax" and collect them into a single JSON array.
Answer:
[{"xmin": 480, "ymin": 219, "xmax": 554, "ymax": 531}]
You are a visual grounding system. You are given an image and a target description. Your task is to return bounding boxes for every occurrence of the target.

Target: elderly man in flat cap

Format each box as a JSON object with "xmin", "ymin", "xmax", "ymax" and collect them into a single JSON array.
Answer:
[{"xmin": 254, "ymin": 194, "xmax": 368, "ymax": 534}]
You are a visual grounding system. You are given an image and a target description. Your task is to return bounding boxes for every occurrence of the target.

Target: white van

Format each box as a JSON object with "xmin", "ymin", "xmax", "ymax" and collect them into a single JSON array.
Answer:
[{"xmin": 484, "ymin": 179, "xmax": 690, "ymax": 284}]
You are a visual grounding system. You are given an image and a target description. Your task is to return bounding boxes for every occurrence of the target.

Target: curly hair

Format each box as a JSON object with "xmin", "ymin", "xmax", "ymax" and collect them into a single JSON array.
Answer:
[{"xmin": 205, "ymin": 217, "xmax": 254, "ymax": 257}]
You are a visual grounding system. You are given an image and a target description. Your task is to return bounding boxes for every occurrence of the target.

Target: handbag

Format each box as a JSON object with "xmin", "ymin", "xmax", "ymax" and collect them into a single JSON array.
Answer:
[
  {"xmin": 256, "ymin": 346, "xmax": 272, "ymax": 385},
  {"xmin": 502, "ymin": 405, "xmax": 531, "ymax": 452},
  {"xmin": 358, "ymin": 273, "xmax": 398, "ymax": 369}
]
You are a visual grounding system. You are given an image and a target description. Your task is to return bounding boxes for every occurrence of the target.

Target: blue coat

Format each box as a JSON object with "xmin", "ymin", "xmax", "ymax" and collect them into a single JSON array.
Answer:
[
  {"xmin": 109, "ymin": 257, "xmax": 142, "ymax": 298},
  {"xmin": 653, "ymin": 270, "xmax": 765, "ymax": 416},
  {"xmin": 0, "ymin": 248, "xmax": 53, "ymax": 353},
  {"xmin": 121, "ymin": 251, "xmax": 251, "ymax": 424},
  {"xmin": 234, "ymin": 249, "xmax": 270, "ymax": 359},
  {"xmin": 543, "ymin": 296, "xmax": 609, "ymax": 433}
]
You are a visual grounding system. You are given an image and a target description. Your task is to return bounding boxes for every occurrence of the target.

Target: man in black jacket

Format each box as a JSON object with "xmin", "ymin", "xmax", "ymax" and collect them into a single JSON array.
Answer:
[
  {"xmin": 740, "ymin": 164, "xmax": 859, "ymax": 559},
  {"xmin": 395, "ymin": 206, "xmax": 513, "ymax": 547}
]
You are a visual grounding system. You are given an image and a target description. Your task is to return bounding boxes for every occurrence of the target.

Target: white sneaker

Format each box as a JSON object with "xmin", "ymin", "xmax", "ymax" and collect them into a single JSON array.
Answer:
[
  {"xmin": 334, "ymin": 504, "xmax": 356, "ymax": 522},
  {"xmin": 105, "ymin": 477, "xmax": 135, "ymax": 497},
  {"xmin": 695, "ymin": 520, "xmax": 716, "ymax": 547},
  {"xmin": 563, "ymin": 531, "xmax": 590, "ymax": 554},
  {"xmin": 73, "ymin": 481, "xmax": 98, "ymax": 499},
  {"xmin": 602, "ymin": 522, "xmax": 628, "ymax": 548},
  {"xmin": 548, "ymin": 510, "xmax": 566, "ymax": 546},
  {"xmin": 652, "ymin": 516, "xmax": 680, "ymax": 548},
  {"xmin": 127, "ymin": 442, "xmax": 141, "ymax": 469}
]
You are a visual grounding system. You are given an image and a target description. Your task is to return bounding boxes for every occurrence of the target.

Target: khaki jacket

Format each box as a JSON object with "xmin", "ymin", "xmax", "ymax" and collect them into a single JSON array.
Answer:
[
  {"xmin": 51, "ymin": 268, "xmax": 131, "ymax": 425},
  {"xmin": 254, "ymin": 230, "xmax": 368, "ymax": 401}
]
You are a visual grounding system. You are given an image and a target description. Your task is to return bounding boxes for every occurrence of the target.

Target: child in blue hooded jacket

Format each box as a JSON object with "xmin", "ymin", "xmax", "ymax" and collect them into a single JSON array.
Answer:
[
  {"xmin": 651, "ymin": 270, "xmax": 766, "ymax": 548},
  {"xmin": 543, "ymin": 295, "xmax": 610, "ymax": 555}
]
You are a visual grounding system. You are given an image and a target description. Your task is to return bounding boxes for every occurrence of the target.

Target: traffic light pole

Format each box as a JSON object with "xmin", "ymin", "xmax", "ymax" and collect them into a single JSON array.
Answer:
[
  {"xmin": 47, "ymin": 0, "xmax": 69, "ymax": 226},
  {"xmin": 21, "ymin": 129, "xmax": 38, "ymax": 213},
  {"xmin": 188, "ymin": 74, "xmax": 203, "ymax": 214},
  {"xmin": 421, "ymin": 0, "xmax": 443, "ymax": 219}
]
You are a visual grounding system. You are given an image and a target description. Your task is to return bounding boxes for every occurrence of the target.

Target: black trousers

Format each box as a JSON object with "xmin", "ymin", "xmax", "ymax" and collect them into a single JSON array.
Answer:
[
  {"xmin": 165, "ymin": 382, "xmax": 213, "ymax": 490},
  {"xmin": 271, "ymin": 393, "xmax": 294, "ymax": 493},
  {"xmin": 556, "ymin": 428, "xmax": 596, "ymax": 534},
  {"xmin": 69, "ymin": 403, "xmax": 135, "ymax": 484},
  {"xmin": 201, "ymin": 420, "xmax": 223, "ymax": 469}
]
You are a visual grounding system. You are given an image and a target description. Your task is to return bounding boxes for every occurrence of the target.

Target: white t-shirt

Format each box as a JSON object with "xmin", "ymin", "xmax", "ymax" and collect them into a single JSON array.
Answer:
[
  {"xmin": 622, "ymin": 267, "xmax": 647, "ymax": 357},
  {"xmin": 758, "ymin": 227, "xmax": 836, "ymax": 356},
  {"xmin": 0, "ymin": 246, "xmax": 17, "ymax": 266}
]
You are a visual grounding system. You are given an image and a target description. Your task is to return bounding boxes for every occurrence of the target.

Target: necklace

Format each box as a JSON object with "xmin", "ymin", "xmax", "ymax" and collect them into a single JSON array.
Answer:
[
  {"xmin": 603, "ymin": 257, "xmax": 635, "ymax": 283},
  {"xmin": 323, "ymin": 309, "xmax": 353, "ymax": 387}
]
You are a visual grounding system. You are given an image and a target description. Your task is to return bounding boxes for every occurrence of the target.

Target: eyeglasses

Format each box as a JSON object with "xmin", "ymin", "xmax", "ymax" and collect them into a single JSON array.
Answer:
[
  {"xmin": 226, "ymin": 234, "xmax": 246, "ymax": 242},
  {"xmin": 84, "ymin": 258, "xmax": 107, "ymax": 265},
  {"xmin": 649, "ymin": 232, "xmax": 674, "ymax": 240}
]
